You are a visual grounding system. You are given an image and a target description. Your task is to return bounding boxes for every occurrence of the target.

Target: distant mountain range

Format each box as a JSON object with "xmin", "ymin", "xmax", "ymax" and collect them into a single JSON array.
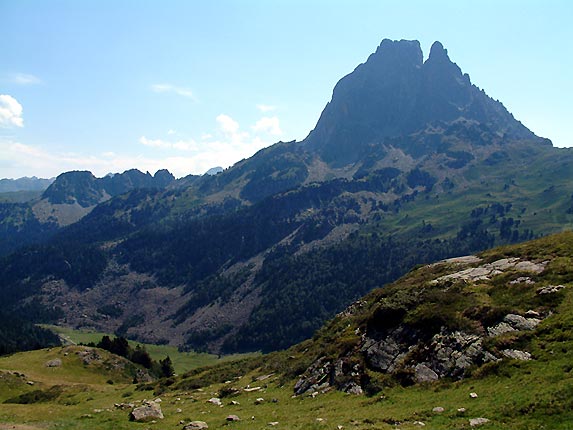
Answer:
[
  {"xmin": 0, "ymin": 169, "xmax": 176, "ymax": 256},
  {"xmin": 0, "ymin": 176, "xmax": 54, "ymax": 193},
  {"xmin": 1, "ymin": 39, "xmax": 572, "ymax": 355}
]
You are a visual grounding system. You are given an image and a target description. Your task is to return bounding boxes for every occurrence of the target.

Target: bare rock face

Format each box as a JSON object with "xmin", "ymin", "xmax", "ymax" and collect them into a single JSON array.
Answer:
[
  {"xmin": 432, "ymin": 258, "xmax": 547, "ymax": 285},
  {"xmin": 129, "ymin": 401, "xmax": 164, "ymax": 422},
  {"xmin": 304, "ymin": 38, "xmax": 540, "ymax": 165},
  {"xmin": 294, "ymin": 356, "xmax": 364, "ymax": 396},
  {"xmin": 487, "ymin": 322, "xmax": 516, "ymax": 337},
  {"xmin": 422, "ymin": 331, "xmax": 489, "ymax": 379},
  {"xmin": 294, "ymin": 357, "xmax": 333, "ymax": 396},
  {"xmin": 361, "ymin": 326, "xmax": 413, "ymax": 372}
]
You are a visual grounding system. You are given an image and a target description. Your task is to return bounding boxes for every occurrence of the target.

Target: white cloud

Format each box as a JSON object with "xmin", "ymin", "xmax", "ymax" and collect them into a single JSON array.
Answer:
[
  {"xmin": 0, "ymin": 95, "xmax": 24, "ymax": 128},
  {"xmin": 0, "ymin": 109, "xmax": 280, "ymax": 180},
  {"xmin": 0, "ymin": 133, "xmax": 273, "ymax": 179},
  {"xmin": 216, "ymin": 114, "xmax": 240, "ymax": 134},
  {"xmin": 257, "ymin": 104, "xmax": 276, "ymax": 112},
  {"xmin": 0, "ymin": 138, "xmax": 196, "ymax": 179},
  {"xmin": 10, "ymin": 73, "xmax": 42, "ymax": 85},
  {"xmin": 215, "ymin": 114, "xmax": 251, "ymax": 150},
  {"xmin": 139, "ymin": 136, "xmax": 197, "ymax": 151},
  {"xmin": 173, "ymin": 140, "xmax": 195, "ymax": 151},
  {"xmin": 252, "ymin": 116, "xmax": 282, "ymax": 135},
  {"xmin": 151, "ymin": 83, "xmax": 195, "ymax": 99},
  {"xmin": 133, "ymin": 114, "xmax": 269, "ymax": 177}
]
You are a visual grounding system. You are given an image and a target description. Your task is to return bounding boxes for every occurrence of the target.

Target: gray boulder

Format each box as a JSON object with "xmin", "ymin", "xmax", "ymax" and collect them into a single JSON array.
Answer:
[
  {"xmin": 538, "ymin": 284, "xmax": 566, "ymax": 295},
  {"xmin": 129, "ymin": 401, "xmax": 164, "ymax": 422},
  {"xmin": 487, "ymin": 322, "xmax": 516, "ymax": 337},
  {"xmin": 501, "ymin": 349, "xmax": 532, "ymax": 361},
  {"xmin": 184, "ymin": 422, "xmax": 209, "ymax": 430},
  {"xmin": 207, "ymin": 397, "xmax": 222, "ymax": 406},
  {"xmin": 45, "ymin": 358, "xmax": 62, "ymax": 367},
  {"xmin": 503, "ymin": 314, "xmax": 541, "ymax": 331},
  {"xmin": 415, "ymin": 364, "xmax": 439, "ymax": 383},
  {"xmin": 469, "ymin": 417, "xmax": 490, "ymax": 426}
]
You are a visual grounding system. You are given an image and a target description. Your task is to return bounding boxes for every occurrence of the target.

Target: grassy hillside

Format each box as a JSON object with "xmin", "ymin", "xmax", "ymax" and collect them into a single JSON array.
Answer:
[{"xmin": 1, "ymin": 232, "xmax": 573, "ymax": 429}]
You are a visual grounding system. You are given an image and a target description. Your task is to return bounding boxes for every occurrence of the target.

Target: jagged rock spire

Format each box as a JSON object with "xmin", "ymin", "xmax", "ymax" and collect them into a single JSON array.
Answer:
[{"xmin": 304, "ymin": 39, "xmax": 539, "ymax": 165}]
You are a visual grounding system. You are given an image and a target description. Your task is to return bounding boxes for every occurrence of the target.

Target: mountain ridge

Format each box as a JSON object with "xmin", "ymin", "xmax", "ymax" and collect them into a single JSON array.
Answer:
[
  {"xmin": 0, "ymin": 168, "xmax": 176, "ymax": 256},
  {"xmin": 0, "ymin": 176, "xmax": 54, "ymax": 193}
]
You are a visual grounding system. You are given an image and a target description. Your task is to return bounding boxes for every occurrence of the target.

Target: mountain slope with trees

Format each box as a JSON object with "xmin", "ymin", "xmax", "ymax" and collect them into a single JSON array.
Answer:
[{"xmin": 0, "ymin": 39, "xmax": 572, "ymax": 354}]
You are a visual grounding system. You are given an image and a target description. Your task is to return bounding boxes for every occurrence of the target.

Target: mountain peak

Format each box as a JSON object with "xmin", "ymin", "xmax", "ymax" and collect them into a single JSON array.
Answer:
[
  {"xmin": 371, "ymin": 39, "xmax": 423, "ymax": 67},
  {"xmin": 42, "ymin": 168, "xmax": 175, "ymax": 207},
  {"xmin": 304, "ymin": 38, "xmax": 541, "ymax": 165},
  {"xmin": 428, "ymin": 40, "xmax": 448, "ymax": 61}
]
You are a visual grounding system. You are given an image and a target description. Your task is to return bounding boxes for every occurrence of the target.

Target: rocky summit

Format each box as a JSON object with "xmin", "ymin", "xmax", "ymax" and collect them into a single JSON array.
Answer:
[{"xmin": 305, "ymin": 39, "xmax": 541, "ymax": 165}]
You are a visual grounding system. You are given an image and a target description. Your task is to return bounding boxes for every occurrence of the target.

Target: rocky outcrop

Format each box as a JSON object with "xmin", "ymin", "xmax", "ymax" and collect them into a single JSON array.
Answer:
[
  {"xmin": 294, "ymin": 255, "xmax": 552, "ymax": 396},
  {"xmin": 294, "ymin": 356, "xmax": 363, "ymax": 396},
  {"xmin": 421, "ymin": 331, "xmax": 494, "ymax": 379},
  {"xmin": 76, "ymin": 348, "xmax": 103, "ymax": 365},
  {"xmin": 431, "ymin": 258, "xmax": 547, "ymax": 285},
  {"xmin": 487, "ymin": 313, "xmax": 541, "ymax": 336}
]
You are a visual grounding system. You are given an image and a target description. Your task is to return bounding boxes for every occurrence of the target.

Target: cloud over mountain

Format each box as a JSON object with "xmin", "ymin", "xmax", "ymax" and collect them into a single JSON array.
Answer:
[{"xmin": 0, "ymin": 95, "xmax": 24, "ymax": 128}]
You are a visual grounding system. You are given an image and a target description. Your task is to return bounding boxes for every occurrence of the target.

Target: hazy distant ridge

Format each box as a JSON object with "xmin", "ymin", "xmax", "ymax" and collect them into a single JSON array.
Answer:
[{"xmin": 0, "ymin": 176, "xmax": 54, "ymax": 193}]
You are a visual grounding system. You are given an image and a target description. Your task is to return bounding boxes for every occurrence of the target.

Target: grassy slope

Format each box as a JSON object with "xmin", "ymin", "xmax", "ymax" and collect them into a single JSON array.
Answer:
[
  {"xmin": 377, "ymin": 146, "xmax": 573, "ymax": 239},
  {"xmin": 0, "ymin": 190, "xmax": 42, "ymax": 203},
  {"xmin": 1, "ymin": 232, "xmax": 573, "ymax": 429}
]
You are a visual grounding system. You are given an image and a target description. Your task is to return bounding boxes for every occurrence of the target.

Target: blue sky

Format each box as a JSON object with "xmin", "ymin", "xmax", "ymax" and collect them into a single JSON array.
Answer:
[{"xmin": 1, "ymin": 0, "xmax": 571, "ymax": 179}]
